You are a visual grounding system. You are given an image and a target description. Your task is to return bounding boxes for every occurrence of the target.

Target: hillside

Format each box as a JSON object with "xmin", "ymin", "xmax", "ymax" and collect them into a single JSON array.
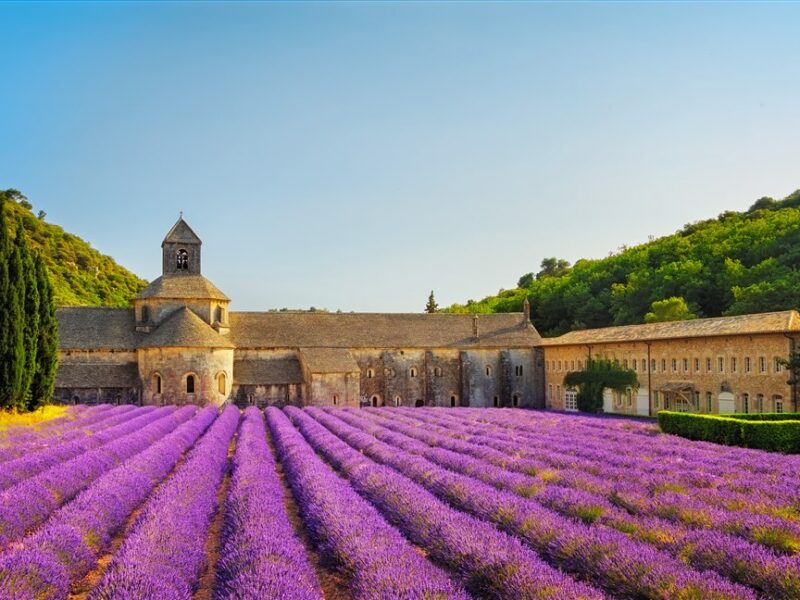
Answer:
[
  {"xmin": 445, "ymin": 189, "xmax": 800, "ymax": 337},
  {"xmin": 2, "ymin": 190, "xmax": 147, "ymax": 307}
]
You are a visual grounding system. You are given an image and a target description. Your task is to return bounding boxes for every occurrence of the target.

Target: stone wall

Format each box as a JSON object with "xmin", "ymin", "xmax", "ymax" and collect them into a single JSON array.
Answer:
[
  {"xmin": 138, "ymin": 346, "xmax": 233, "ymax": 407},
  {"xmin": 543, "ymin": 333, "xmax": 797, "ymax": 415}
]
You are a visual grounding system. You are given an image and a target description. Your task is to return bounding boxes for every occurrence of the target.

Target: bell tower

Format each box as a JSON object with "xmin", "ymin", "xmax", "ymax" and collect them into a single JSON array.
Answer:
[{"xmin": 162, "ymin": 215, "xmax": 201, "ymax": 275}]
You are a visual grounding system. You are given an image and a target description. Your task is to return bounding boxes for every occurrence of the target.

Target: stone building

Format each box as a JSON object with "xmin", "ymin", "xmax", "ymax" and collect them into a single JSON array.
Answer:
[
  {"xmin": 55, "ymin": 217, "xmax": 543, "ymax": 408},
  {"xmin": 541, "ymin": 311, "xmax": 800, "ymax": 416}
]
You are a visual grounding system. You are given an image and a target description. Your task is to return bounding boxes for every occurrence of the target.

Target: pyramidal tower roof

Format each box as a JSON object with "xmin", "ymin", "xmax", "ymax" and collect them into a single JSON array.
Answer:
[
  {"xmin": 162, "ymin": 216, "xmax": 201, "ymax": 247},
  {"xmin": 139, "ymin": 306, "xmax": 234, "ymax": 349}
]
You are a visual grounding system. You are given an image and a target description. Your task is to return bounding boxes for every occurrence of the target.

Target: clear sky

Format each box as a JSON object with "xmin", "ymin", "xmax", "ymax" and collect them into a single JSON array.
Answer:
[{"xmin": 1, "ymin": 2, "xmax": 798, "ymax": 312}]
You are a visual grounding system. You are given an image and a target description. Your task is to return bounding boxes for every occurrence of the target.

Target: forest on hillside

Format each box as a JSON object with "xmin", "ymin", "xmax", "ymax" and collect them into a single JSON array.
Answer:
[
  {"xmin": 1, "ymin": 190, "xmax": 147, "ymax": 307},
  {"xmin": 445, "ymin": 190, "xmax": 800, "ymax": 337}
]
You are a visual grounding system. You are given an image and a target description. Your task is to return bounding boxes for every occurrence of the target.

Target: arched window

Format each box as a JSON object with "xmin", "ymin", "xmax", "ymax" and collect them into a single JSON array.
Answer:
[
  {"xmin": 493, "ymin": 395, "xmax": 499, "ymax": 407},
  {"xmin": 774, "ymin": 395, "xmax": 784, "ymax": 413},
  {"xmin": 371, "ymin": 395, "xmax": 380, "ymax": 407},
  {"xmin": 186, "ymin": 374, "xmax": 195, "ymax": 394},
  {"xmin": 450, "ymin": 395, "xmax": 457, "ymax": 407},
  {"xmin": 218, "ymin": 372, "xmax": 226, "ymax": 395},
  {"xmin": 414, "ymin": 399, "xmax": 424, "ymax": 407},
  {"xmin": 367, "ymin": 369, "xmax": 374, "ymax": 379},
  {"xmin": 153, "ymin": 374, "xmax": 162, "ymax": 395},
  {"xmin": 394, "ymin": 395, "xmax": 401, "ymax": 406},
  {"xmin": 512, "ymin": 394, "xmax": 520, "ymax": 407},
  {"xmin": 177, "ymin": 249, "xmax": 189, "ymax": 270},
  {"xmin": 409, "ymin": 367, "xmax": 417, "ymax": 378},
  {"xmin": 485, "ymin": 366, "xmax": 493, "ymax": 377},
  {"xmin": 515, "ymin": 365, "xmax": 524, "ymax": 377},
  {"xmin": 434, "ymin": 367, "xmax": 443, "ymax": 377}
]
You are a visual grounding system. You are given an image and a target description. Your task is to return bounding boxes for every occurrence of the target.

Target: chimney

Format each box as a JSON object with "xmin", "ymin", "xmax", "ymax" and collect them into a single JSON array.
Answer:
[
  {"xmin": 523, "ymin": 298, "xmax": 531, "ymax": 322},
  {"xmin": 472, "ymin": 315, "xmax": 479, "ymax": 338}
]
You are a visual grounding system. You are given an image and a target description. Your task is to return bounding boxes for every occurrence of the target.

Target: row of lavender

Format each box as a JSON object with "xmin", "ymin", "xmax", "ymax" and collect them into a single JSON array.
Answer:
[{"xmin": 342, "ymin": 407, "xmax": 800, "ymax": 598}]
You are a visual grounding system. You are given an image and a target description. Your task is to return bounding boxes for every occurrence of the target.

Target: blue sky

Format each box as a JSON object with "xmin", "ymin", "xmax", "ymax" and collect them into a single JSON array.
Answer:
[{"xmin": 1, "ymin": 2, "xmax": 798, "ymax": 312}]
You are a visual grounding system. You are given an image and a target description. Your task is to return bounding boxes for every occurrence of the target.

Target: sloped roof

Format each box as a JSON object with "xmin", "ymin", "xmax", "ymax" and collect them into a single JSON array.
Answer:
[
  {"xmin": 56, "ymin": 362, "xmax": 139, "ymax": 388},
  {"xmin": 300, "ymin": 348, "xmax": 359, "ymax": 373},
  {"xmin": 139, "ymin": 307, "xmax": 235, "ymax": 349},
  {"xmin": 136, "ymin": 274, "xmax": 229, "ymax": 301},
  {"xmin": 162, "ymin": 217, "xmax": 201, "ymax": 246},
  {"xmin": 57, "ymin": 308, "xmax": 141, "ymax": 350},
  {"xmin": 234, "ymin": 358, "xmax": 303, "ymax": 384},
  {"xmin": 540, "ymin": 310, "xmax": 800, "ymax": 347},
  {"xmin": 228, "ymin": 312, "xmax": 540, "ymax": 349}
]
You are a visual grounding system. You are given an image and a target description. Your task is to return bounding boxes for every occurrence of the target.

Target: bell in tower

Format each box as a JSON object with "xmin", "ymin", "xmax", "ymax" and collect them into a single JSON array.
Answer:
[{"xmin": 162, "ymin": 215, "xmax": 202, "ymax": 276}]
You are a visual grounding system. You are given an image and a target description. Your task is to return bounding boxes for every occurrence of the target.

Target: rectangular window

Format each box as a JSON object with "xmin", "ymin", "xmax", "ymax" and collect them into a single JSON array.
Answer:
[
  {"xmin": 706, "ymin": 357, "xmax": 712, "ymax": 372},
  {"xmin": 558, "ymin": 360, "xmax": 562, "ymax": 372},
  {"xmin": 742, "ymin": 393, "xmax": 749, "ymax": 413},
  {"xmin": 756, "ymin": 393, "xmax": 764, "ymax": 412},
  {"xmin": 578, "ymin": 360, "xmax": 583, "ymax": 370},
  {"xmin": 694, "ymin": 358, "xmax": 700, "ymax": 372},
  {"xmin": 661, "ymin": 359, "xmax": 666, "ymax": 372},
  {"xmin": 759, "ymin": 357, "xmax": 766, "ymax": 373},
  {"xmin": 654, "ymin": 391, "xmax": 660, "ymax": 409},
  {"xmin": 565, "ymin": 391, "xmax": 578, "ymax": 411},
  {"xmin": 693, "ymin": 391, "xmax": 700, "ymax": 410},
  {"xmin": 776, "ymin": 399, "xmax": 784, "ymax": 413},
  {"xmin": 744, "ymin": 357, "xmax": 751, "ymax": 373},
  {"xmin": 548, "ymin": 385, "xmax": 553, "ymax": 401},
  {"xmin": 718, "ymin": 357, "xmax": 724, "ymax": 373},
  {"xmin": 706, "ymin": 392, "xmax": 712, "ymax": 413},
  {"xmin": 731, "ymin": 357, "xmax": 737, "ymax": 373},
  {"xmin": 632, "ymin": 359, "xmax": 637, "ymax": 371},
  {"xmin": 775, "ymin": 358, "xmax": 782, "ymax": 373},
  {"xmin": 683, "ymin": 358, "xmax": 689, "ymax": 372},
  {"xmin": 651, "ymin": 359, "xmax": 656, "ymax": 372},
  {"xmin": 623, "ymin": 359, "xmax": 628, "ymax": 369},
  {"xmin": 570, "ymin": 360, "xmax": 575, "ymax": 371},
  {"xmin": 671, "ymin": 359, "xmax": 677, "ymax": 372}
]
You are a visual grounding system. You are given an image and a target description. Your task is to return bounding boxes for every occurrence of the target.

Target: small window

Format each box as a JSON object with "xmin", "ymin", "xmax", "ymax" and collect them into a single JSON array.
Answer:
[
  {"xmin": 450, "ymin": 395, "xmax": 457, "ymax": 407},
  {"xmin": 409, "ymin": 367, "xmax": 417, "ymax": 378},
  {"xmin": 217, "ymin": 372, "xmax": 226, "ymax": 395},
  {"xmin": 775, "ymin": 397, "xmax": 784, "ymax": 413},
  {"xmin": 515, "ymin": 365, "xmax": 524, "ymax": 377},
  {"xmin": 548, "ymin": 385, "xmax": 553, "ymax": 402},
  {"xmin": 654, "ymin": 391, "xmax": 660, "ymax": 408},
  {"xmin": 744, "ymin": 357, "xmax": 751, "ymax": 373},
  {"xmin": 558, "ymin": 360, "xmax": 562, "ymax": 372},
  {"xmin": 626, "ymin": 388, "xmax": 632, "ymax": 407},
  {"xmin": 756, "ymin": 393, "xmax": 764, "ymax": 412},
  {"xmin": 394, "ymin": 395, "xmax": 401, "ymax": 407},
  {"xmin": 512, "ymin": 394, "xmax": 520, "ymax": 407},
  {"xmin": 671, "ymin": 359, "xmax": 677, "ymax": 372},
  {"xmin": 718, "ymin": 357, "xmax": 725, "ymax": 373},
  {"xmin": 651, "ymin": 359, "xmax": 657, "ymax": 372},
  {"xmin": 623, "ymin": 359, "xmax": 628, "ymax": 369},
  {"xmin": 706, "ymin": 357, "xmax": 712, "ymax": 372},
  {"xmin": 775, "ymin": 357, "xmax": 783, "ymax": 373},
  {"xmin": 731, "ymin": 357, "xmax": 738, "ymax": 373},
  {"xmin": 706, "ymin": 392, "xmax": 712, "ymax": 413},
  {"xmin": 371, "ymin": 395, "xmax": 380, "ymax": 407},
  {"xmin": 742, "ymin": 393, "xmax": 749, "ymax": 413},
  {"xmin": 367, "ymin": 368, "xmax": 374, "ymax": 379},
  {"xmin": 153, "ymin": 374, "xmax": 162, "ymax": 395},
  {"xmin": 388, "ymin": 368, "xmax": 396, "ymax": 378},
  {"xmin": 682, "ymin": 358, "xmax": 688, "ymax": 372},
  {"xmin": 570, "ymin": 360, "xmax": 575, "ymax": 371},
  {"xmin": 694, "ymin": 358, "xmax": 700, "ymax": 372},
  {"xmin": 216, "ymin": 306, "xmax": 225, "ymax": 323},
  {"xmin": 493, "ymin": 395, "xmax": 499, "ymax": 407},
  {"xmin": 485, "ymin": 366, "xmax": 492, "ymax": 377},
  {"xmin": 661, "ymin": 359, "xmax": 667, "ymax": 372},
  {"xmin": 632, "ymin": 359, "xmax": 637, "ymax": 371},
  {"xmin": 177, "ymin": 249, "xmax": 189, "ymax": 270},
  {"xmin": 434, "ymin": 367, "xmax": 443, "ymax": 377},
  {"xmin": 333, "ymin": 395, "xmax": 339, "ymax": 406},
  {"xmin": 186, "ymin": 374, "xmax": 195, "ymax": 394},
  {"xmin": 141, "ymin": 305, "xmax": 150, "ymax": 323}
]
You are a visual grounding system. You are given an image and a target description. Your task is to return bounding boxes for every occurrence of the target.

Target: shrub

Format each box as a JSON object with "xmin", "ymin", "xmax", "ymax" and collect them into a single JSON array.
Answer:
[{"xmin": 658, "ymin": 411, "xmax": 800, "ymax": 453}]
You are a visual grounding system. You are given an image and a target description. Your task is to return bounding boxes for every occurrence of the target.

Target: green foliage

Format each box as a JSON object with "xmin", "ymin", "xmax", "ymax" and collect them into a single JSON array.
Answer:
[
  {"xmin": 0, "ymin": 190, "xmax": 147, "ymax": 308},
  {"xmin": 658, "ymin": 411, "xmax": 800, "ymax": 453},
  {"xmin": 444, "ymin": 189, "xmax": 800, "ymax": 335},
  {"xmin": 425, "ymin": 290, "xmax": 439, "ymax": 314},
  {"xmin": 16, "ymin": 225, "xmax": 40, "ymax": 408},
  {"xmin": 728, "ymin": 413, "xmax": 800, "ymax": 421},
  {"xmin": 0, "ymin": 195, "xmax": 26, "ymax": 409},
  {"xmin": 537, "ymin": 257, "xmax": 572, "ymax": 280},
  {"xmin": 563, "ymin": 358, "xmax": 638, "ymax": 413},
  {"xmin": 779, "ymin": 350, "xmax": 800, "ymax": 386},
  {"xmin": 644, "ymin": 296, "xmax": 697, "ymax": 323},
  {"xmin": 30, "ymin": 255, "xmax": 58, "ymax": 411}
]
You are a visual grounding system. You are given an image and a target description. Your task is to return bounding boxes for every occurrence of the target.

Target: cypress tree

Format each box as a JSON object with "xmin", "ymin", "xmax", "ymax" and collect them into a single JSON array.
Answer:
[
  {"xmin": 29, "ymin": 254, "xmax": 58, "ymax": 410},
  {"xmin": 16, "ymin": 224, "xmax": 40, "ymax": 409},
  {"xmin": 0, "ymin": 194, "xmax": 26, "ymax": 409}
]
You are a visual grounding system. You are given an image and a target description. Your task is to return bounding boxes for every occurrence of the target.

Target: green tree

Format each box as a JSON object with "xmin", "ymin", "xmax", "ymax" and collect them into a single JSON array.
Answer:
[
  {"xmin": 29, "ymin": 255, "xmax": 58, "ymax": 410},
  {"xmin": 563, "ymin": 358, "xmax": 638, "ymax": 413},
  {"xmin": 517, "ymin": 272, "xmax": 535, "ymax": 288},
  {"xmin": 425, "ymin": 290, "xmax": 439, "ymax": 314},
  {"xmin": 16, "ymin": 224, "xmax": 40, "ymax": 409},
  {"xmin": 0, "ymin": 194, "xmax": 26, "ymax": 409},
  {"xmin": 644, "ymin": 297, "xmax": 697, "ymax": 324},
  {"xmin": 536, "ymin": 257, "xmax": 571, "ymax": 280},
  {"xmin": 779, "ymin": 350, "xmax": 800, "ymax": 387}
]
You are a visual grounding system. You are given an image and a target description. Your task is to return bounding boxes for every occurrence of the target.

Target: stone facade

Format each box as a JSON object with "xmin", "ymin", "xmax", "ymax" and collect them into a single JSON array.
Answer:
[
  {"xmin": 542, "ymin": 314, "xmax": 800, "ymax": 416},
  {"xmin": 55, "ymin": 217, "xmax": 543, "ymax": 408}
]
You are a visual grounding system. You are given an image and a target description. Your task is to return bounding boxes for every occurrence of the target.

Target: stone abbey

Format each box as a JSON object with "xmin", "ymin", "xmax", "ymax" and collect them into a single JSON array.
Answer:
[
  {"xmin": 55, "ymin": 217, "xmax": 799, "ymax": 415},
  {"xmin": 55, "ymin": 218, "xmax": 542, "ymax": 408}
]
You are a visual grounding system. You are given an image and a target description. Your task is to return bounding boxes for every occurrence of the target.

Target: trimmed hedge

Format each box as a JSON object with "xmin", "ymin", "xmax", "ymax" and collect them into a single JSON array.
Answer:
[
  {"xmin": 728, "ymin": 413, "xmax": 800, "ymax": 421},
  {"xmin": 657, "ymin": 411, "xmax": 800, "ymax": 453}
]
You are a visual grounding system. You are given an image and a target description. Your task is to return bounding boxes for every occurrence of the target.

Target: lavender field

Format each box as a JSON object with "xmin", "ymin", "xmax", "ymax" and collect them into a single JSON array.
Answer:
[{"xmin": 0, "ymin": 404, "xmax": 797, "ymax": 600}]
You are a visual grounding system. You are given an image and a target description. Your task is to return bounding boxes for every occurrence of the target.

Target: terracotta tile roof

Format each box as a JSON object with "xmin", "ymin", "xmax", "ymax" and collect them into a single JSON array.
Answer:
[
  {"xmin": 139, "ymin": 307, "xmax": 235, "ymax": 349},
  {"xmin": 234, "ymin": 358, "xmax": 303, "ymax": 384},
  {"xmin": 57, "ymin": 307, "xmax": 141, "ymax": 350},
  {"xmin": 540, "ymin": 310, "xmax": 800, "ymax": 347},
  {"xmin": 56, "ymin": 362, "xmax": 139, "ymax": 388},
  {"xmin": 135, "ymin": 274, "xmax": 229, "ymax": 301},
  {"xmin": 299, "ymin": 348, "xmax": 359, "ymax": 373},
  {"xmin": 228, "ymin": 312, "xmax": 540, "ymax": 349}
]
